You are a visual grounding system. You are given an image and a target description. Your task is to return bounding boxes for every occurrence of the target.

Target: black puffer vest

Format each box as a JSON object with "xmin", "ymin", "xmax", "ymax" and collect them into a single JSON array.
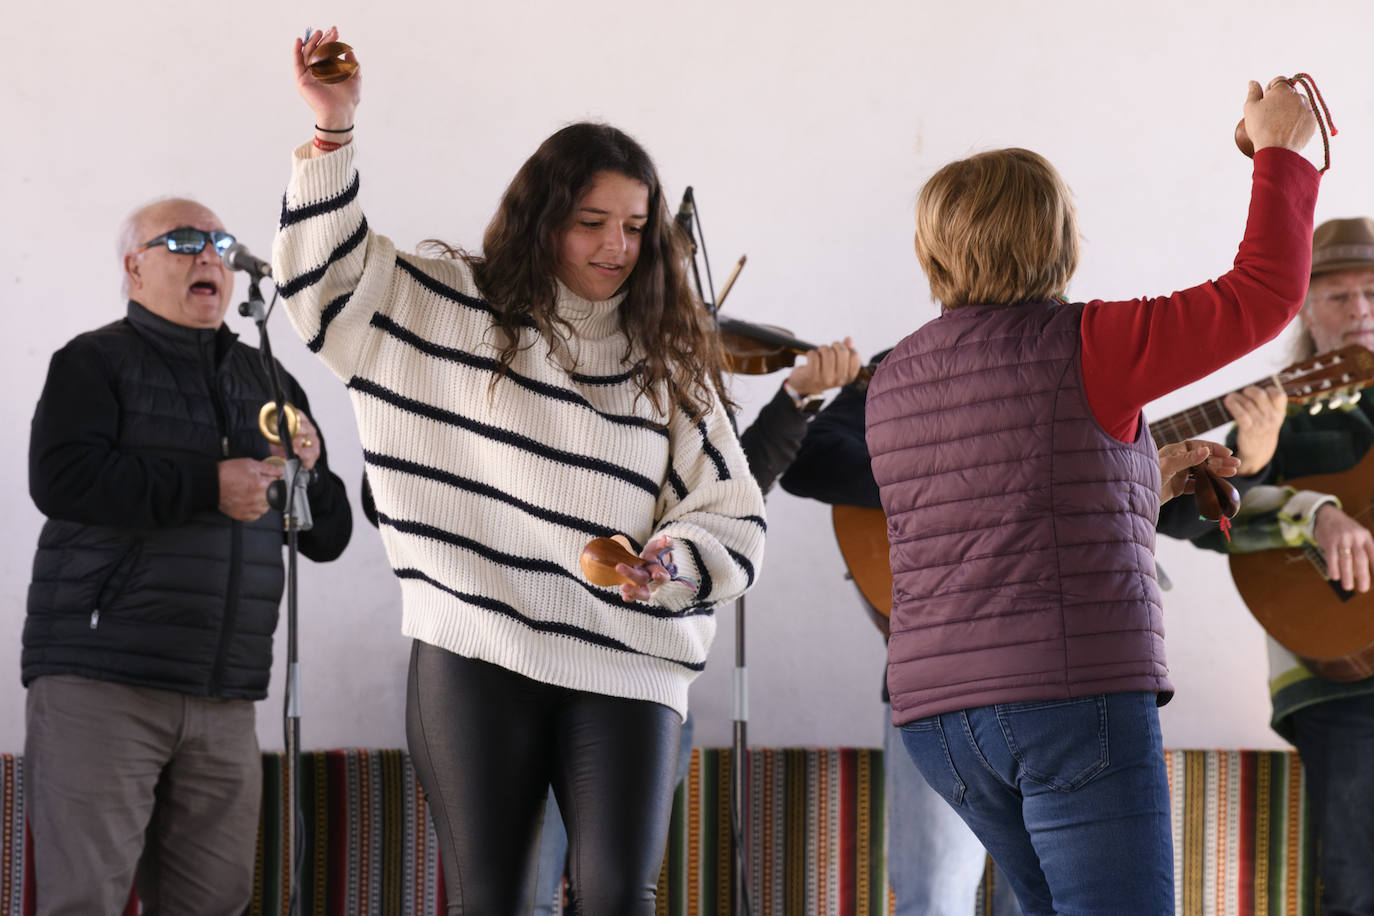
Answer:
[{"xmin": 24, "ymin": 302, "xmax": 290, "ymax": 699}]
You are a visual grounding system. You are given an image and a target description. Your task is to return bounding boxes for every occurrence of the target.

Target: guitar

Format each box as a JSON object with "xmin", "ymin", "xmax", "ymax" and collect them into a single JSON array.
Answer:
[
  {"xmin": 832, "ymin": 346, "xmax": 1374, "ymax": 640},
  {"xmin": 1228, "ymin": 452, "xmax": 1374, "ymax": 681}
]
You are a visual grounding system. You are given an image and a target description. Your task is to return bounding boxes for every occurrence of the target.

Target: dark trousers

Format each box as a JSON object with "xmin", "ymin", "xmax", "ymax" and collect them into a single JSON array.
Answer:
[
  {"xmin": 406, "ymin": 641, "xmax": 681, "ymax": 915},
  {"xmin": 24, "ymin": 674, "xmax": 261, "ymax": 916},
  {"xmin": 1290, "ymin": 692, "xmax": 1374, "ymax": 916}
]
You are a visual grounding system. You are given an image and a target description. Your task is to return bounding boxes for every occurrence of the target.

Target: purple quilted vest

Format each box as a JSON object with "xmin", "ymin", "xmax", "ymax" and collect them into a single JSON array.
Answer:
[{"xmin": 865, "ymin": 301, "xmax": 1172, "ymax": 725}]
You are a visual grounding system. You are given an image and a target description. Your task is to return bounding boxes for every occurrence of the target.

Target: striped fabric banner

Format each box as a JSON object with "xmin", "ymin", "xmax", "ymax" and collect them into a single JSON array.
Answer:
[
  {"xmin": 253, "ymin": 749, "xmax": 445, "ymax": 916},
  {"xmin": 1162, "ymin": 750, "xmax": 1315, "ymax": 916},
  {"xmin": 0, "ymin": 748, "xmax": 1316, "ymax": 915},
  {"xmin": 0, "ymin": 756, "xmax": 25, "ymax": 916},
  {"xmin": 650, "ymin": 748, "xmax": 887, "ymax": 916}
]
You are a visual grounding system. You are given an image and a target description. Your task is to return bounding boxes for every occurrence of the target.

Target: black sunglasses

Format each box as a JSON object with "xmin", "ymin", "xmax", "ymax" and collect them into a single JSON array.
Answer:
[{"xmin": 141, "ymin": 227, "xmax": 236, "ymax": 256}]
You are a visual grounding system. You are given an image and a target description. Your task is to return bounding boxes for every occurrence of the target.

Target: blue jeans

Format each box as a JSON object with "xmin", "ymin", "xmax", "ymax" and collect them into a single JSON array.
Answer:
[
  {"xmin": 1289, "ymin": 692, "xmax": 1374, "ymax": 916},
  {"xmin": 885, "ymin": 709, "xmax": 1021, "ymax": 916},
  {"xmin": 534, "ymin": 711, "xmax": 695, "ymax": 915},
  {"xmin": 900, "ymin": 691, "xmax": 1172, "ymax": 916}
]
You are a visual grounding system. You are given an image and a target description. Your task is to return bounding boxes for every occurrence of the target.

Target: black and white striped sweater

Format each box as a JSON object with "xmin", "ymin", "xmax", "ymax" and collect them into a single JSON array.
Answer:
[{"xmin": 272, "ymin": 144, "xmax": 766, "ymax": 717}]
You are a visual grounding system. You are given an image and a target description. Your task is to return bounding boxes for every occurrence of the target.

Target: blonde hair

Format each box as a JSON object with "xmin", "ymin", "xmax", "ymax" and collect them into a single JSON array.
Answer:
[{"xmin": 914, "ymin": 148, "xmax": 1079, "ymax": 309}]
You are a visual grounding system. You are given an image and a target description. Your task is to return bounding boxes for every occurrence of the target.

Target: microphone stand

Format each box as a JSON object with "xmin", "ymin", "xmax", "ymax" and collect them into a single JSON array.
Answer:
[
  {"xmin": 681, "ymin": 190, "xmax": 750, "ymax": 916},
  {"xmin": 239, "ymin": 278, "xmax": 308, "ymax": 916}
]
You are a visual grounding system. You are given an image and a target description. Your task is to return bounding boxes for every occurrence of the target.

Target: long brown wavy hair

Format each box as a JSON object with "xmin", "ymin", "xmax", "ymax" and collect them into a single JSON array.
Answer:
[{"xmin": 428, "ymin": 123, "xmax": 726, "ymax": 419}]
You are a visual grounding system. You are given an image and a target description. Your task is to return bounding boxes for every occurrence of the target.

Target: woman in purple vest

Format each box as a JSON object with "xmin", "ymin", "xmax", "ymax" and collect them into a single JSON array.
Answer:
[{"xmin": 864, "ymin": 80, "xmax": 1319, "ymax": 913}]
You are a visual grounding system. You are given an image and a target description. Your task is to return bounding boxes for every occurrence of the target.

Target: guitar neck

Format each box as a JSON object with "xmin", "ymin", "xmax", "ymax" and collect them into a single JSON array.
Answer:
[
  {"xmin": 1147, "ymin": 345, "xmax": 1374, "ymax": 445},
  {"xmin": 1147, "ymin": 395, "xmax": 1236, "ymax": 444}
]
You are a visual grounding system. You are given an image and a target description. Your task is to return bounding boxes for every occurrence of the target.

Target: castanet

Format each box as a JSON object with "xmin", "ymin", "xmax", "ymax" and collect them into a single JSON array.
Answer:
[
  {"xmin": 579, "ymin": 536, "xmax": 643, "ymax": 588},
  {"xmin": 309, "ymin": 41, "xmax": 359, "ymax": 84}
]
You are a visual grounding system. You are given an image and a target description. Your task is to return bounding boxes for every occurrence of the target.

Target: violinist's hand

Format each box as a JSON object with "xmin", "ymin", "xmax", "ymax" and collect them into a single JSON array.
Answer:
[
  {"xmin": 294, "ymin": 26, "xmax": 361, "ymax": 147},
  {"xmin": 1158, "ymin": 440, "xmax": 1240, "ymax": 506},
  {"xmin": 616, "ymin": 534, "xmax": 674, "ymax": 602},
  {"xmin": 787, "ymin": 337, "xmax": 863, "ymax": 398},
  {"xmin": 1313, "ymin": 505, "xmax": 1374, "ymax": 593}
]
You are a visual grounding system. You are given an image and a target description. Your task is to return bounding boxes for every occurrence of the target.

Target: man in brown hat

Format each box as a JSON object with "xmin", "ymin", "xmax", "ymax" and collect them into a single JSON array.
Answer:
[{"xmin": 1159, "ymin": 216, "xmax": 1374, "ymax": 914}]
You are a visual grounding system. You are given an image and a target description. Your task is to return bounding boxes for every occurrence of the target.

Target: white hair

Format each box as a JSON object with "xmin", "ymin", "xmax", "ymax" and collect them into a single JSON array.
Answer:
[{"xmin": 116, "ymin": 196, "xmax": 206, "ymax": 297}]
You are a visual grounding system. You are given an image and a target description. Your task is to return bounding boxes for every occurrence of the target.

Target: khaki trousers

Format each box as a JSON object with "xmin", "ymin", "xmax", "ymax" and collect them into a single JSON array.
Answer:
[{"xmin": 25, "ymin": 674, "xmax": 261, "ymax": 916}]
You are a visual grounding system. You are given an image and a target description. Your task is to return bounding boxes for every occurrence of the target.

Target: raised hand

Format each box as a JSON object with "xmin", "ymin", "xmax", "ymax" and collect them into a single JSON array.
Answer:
[
  {"xmin": 1243, "ymin": 76, "xmax": 1317, "ymax": 154},
  {"xmin": 293, "ymin": 26, "xmax": 361, "ymax": 133}
]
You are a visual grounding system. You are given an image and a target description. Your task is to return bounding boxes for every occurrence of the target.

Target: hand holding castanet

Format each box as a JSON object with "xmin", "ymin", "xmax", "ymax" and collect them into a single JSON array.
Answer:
[
  {"xmin": 294, "ymin": 26, "xmax": 361, "ymax": 132},
  {"xmin": 1157, "ymin": 440, "xmax": 1240, "ymax": 511},
  {"xmin": 581, "ymin": 534, "xmax": 682, "ymax": 601},
  {"xmin": 1235, "ymin": 73, "xmax": 1333, "ymax": 171}
]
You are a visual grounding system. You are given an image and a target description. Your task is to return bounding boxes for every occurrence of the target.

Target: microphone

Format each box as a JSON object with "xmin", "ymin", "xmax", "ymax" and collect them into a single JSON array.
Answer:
[
  {"xmin": 222, "ymin": 243, "xmax": 273, "ymax": 280},
  {"xmin": 676, "ymin": 187, "xmax": 695, "ymax": 245}
]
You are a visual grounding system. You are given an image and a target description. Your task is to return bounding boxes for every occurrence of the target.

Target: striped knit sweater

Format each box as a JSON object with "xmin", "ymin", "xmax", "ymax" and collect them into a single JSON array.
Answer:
[{"xmin": 271, "ymin": 143, "xmax": 766, "ymax": 718}]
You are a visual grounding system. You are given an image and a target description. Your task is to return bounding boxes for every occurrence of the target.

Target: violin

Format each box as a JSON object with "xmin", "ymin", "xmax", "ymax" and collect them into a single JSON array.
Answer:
[{"xmin": 715, "ymin": 316, "xmax": 877, "ymax": 386}]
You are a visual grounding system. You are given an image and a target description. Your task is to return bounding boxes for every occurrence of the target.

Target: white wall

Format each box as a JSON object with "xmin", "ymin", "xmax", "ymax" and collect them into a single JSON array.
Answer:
[{"xmin": 3, "ymin": 0, "xmax": 1370, "ymax": 754}]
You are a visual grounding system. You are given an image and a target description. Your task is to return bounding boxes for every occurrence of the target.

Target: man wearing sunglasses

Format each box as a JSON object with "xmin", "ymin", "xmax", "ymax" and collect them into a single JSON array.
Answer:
[{"xmin": 22, "ymin": 197, "xmax": 352, "ymax": 914}]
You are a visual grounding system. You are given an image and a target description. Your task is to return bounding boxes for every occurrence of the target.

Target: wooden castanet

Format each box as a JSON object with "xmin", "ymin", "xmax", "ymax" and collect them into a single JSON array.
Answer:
[
  {"xmin": 1229, "ymin": 450, "xmax": 1374, "ymax": 682},
  {"xmin": 580, "ymin": 536, "xmax": 644, "ymax": 587},
  {"xmin": 1235, "ymin": 119, "xmax": 1255, "ymax": 158},
  {"xmin": 308, "ymin": 41, "xmax": 359, "ymax": 84},
  {"xmin": 1192, "ymin": 462, "xmax": 1240, "ymax": 521}
]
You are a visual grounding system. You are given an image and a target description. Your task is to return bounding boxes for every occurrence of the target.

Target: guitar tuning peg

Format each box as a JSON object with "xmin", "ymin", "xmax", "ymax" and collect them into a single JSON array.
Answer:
[
  {"xmin": 1310, "ymin": 401, "xmax": 1325, "ymax": 415},
  {"xmin": 1351, "ymin": 391, "xmax": 1363, "ymax": 405}
]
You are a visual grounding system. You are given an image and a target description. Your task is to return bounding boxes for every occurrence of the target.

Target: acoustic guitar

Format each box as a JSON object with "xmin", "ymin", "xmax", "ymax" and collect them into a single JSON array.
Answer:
[
  {"xmin": 832, "ymin": 346, "xmax": 1374, "ymax": 646},
  {"xmin": 1228, "ymin": 450, "xmax": 1374, "ymax": 682}
]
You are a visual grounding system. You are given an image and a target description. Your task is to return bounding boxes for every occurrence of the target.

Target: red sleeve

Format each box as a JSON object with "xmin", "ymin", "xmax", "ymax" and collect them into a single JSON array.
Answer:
[{"xmin": 1080, "ymin": 147, "xmax": 1320, "ymax": 442}]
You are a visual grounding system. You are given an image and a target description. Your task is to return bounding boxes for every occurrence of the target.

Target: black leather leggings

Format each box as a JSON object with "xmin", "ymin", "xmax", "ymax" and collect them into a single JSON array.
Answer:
[{"xmin": 406, "ymin": 641, "xmax": 681, "ymax": 915}]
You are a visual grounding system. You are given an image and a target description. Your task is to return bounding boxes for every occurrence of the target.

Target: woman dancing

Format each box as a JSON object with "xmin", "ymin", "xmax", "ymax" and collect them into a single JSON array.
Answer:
[
  {"xmin": 865, "ymin": 78, "xmax": 1319, "ymax": 913},
  {"xmin": 276, "ymin": 27, "xmax": 765, "ymax": 913}
]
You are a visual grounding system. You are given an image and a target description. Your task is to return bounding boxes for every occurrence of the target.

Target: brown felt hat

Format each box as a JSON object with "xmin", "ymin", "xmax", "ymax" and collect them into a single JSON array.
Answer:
[{"xmin": 1311, "ymin": 217, "xmax": 1374, "ymax": 277}]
